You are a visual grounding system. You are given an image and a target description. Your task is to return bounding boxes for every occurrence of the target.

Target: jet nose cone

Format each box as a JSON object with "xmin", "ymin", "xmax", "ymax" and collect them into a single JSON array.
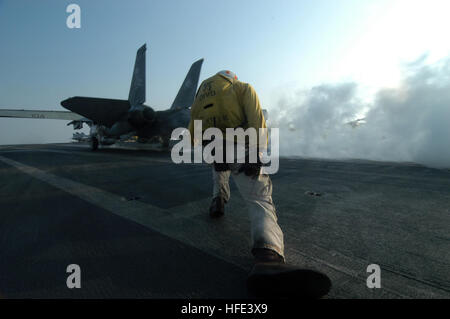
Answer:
[{"xmin": 61, "ymin": 98, "xmax": 72, "ymax": 108}]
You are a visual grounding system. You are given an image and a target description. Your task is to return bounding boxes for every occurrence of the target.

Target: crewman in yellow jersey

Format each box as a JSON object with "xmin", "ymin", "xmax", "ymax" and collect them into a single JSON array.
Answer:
[
  {"xmin": 188, "ymin": 70, "xmax": 285, "ymax": 264},
  {"xmin": 188, "ymin": 70, "xmax": 331, "ymax": 298}
]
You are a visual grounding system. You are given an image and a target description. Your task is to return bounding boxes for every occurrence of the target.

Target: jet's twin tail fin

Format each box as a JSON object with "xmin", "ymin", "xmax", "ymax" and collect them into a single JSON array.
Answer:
[
  {"xmin": 128, "ymin": 44, "xmax": 203, "ymax": 110},
  {"xmin": 128, "ymin": 44, "xmax": 147, "ymax": 106},
  {"xmin": 170, "ymin": 59, "xmax": 204, "ymax": 110}
]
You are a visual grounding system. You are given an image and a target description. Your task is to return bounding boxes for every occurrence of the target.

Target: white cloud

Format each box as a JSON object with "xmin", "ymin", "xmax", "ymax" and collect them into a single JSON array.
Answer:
[{"xmin": 270, "ymin": 56, "xmax": 450, "ymax": 168}]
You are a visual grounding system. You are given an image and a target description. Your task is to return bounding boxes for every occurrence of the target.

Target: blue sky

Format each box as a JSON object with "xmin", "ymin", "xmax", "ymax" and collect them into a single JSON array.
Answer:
[{"xmin": 1, "ymin": 0, "xmax": 449, "ymax": 144}]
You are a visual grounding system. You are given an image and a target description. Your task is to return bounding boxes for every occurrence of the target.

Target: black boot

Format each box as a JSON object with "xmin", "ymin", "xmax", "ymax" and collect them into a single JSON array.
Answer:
[
  {"xmin": 209, "ymin": 196, "xmax": 225, "ymax": 218},
  {"xmin": 248, "ymin": 249, "xmax": 331, "ymax": 299},
  {"xmin": 253, "ymin": 248, "xmax": 285, "ymax": 264}
]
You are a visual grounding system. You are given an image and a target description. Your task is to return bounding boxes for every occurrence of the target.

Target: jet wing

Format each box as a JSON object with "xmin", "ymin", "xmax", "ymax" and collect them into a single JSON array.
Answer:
[
  {"xmin": 61, "ymin": 97, "xmax": 131, "ymax": 127},
  {"xmin": 0, "ymin": 109, "xmax": 83, "ymax": 120}
]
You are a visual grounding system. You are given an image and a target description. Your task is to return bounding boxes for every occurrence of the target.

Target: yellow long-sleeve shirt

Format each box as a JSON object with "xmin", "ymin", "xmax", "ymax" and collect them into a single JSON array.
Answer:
[{"xmin": 188, "ymin": 73, "xmax": 267, "ymax": 146}]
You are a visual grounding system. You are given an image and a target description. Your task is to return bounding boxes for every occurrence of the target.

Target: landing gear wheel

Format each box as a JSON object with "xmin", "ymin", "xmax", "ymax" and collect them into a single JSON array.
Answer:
[
  {"xmin": 161, "ymin": 138, "xmax": 170, "ymax": 150},
  {"xmin": 91, "ymin": 137, "xmax": 99, "ymax": 151}
]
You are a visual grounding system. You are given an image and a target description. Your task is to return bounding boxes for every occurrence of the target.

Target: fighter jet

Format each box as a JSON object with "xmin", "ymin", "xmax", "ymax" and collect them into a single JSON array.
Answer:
[
  {"xmin": 0, "ymin": 44, "xmax": 204, "ymax": 150},
  {"xmin": 346, "ymin": 118, "xmax": 366, "ymax": 128}
]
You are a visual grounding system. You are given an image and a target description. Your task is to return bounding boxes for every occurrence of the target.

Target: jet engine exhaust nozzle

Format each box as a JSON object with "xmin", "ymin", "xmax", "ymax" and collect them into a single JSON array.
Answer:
[{"xmin": 128, "ymin": 105, "xmax": 155, "ymax": 126}]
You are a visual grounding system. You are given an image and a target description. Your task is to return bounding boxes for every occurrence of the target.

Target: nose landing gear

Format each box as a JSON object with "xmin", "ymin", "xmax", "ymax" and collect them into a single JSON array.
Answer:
[{"xmin": 90, "ymin": 136, "xmax": 99, "ymax": 151}]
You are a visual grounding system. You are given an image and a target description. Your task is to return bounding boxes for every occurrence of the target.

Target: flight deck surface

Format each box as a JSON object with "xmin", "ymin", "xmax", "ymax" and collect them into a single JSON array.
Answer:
[{"xmin": 0, "ymin": 143, "xmax": 449, "ymax": 298}]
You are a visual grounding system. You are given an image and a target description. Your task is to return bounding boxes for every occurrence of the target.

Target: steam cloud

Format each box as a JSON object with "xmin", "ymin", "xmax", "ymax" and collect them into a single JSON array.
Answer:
[{"xmin": 270, "ymin": 57, "xmax": 450, "ymax": 169}]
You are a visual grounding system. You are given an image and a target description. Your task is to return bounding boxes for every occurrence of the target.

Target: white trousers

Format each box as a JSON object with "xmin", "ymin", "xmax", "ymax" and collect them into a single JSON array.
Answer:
[{"xmin": 212, "ymin": 164, "xmax": 285, "ymax": 258}]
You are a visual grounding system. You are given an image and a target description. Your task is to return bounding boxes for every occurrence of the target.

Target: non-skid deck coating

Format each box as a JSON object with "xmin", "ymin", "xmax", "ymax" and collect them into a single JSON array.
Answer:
[{"xmin": 0, "ymin": 143, "xmax": 449, "ymax": 298}]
